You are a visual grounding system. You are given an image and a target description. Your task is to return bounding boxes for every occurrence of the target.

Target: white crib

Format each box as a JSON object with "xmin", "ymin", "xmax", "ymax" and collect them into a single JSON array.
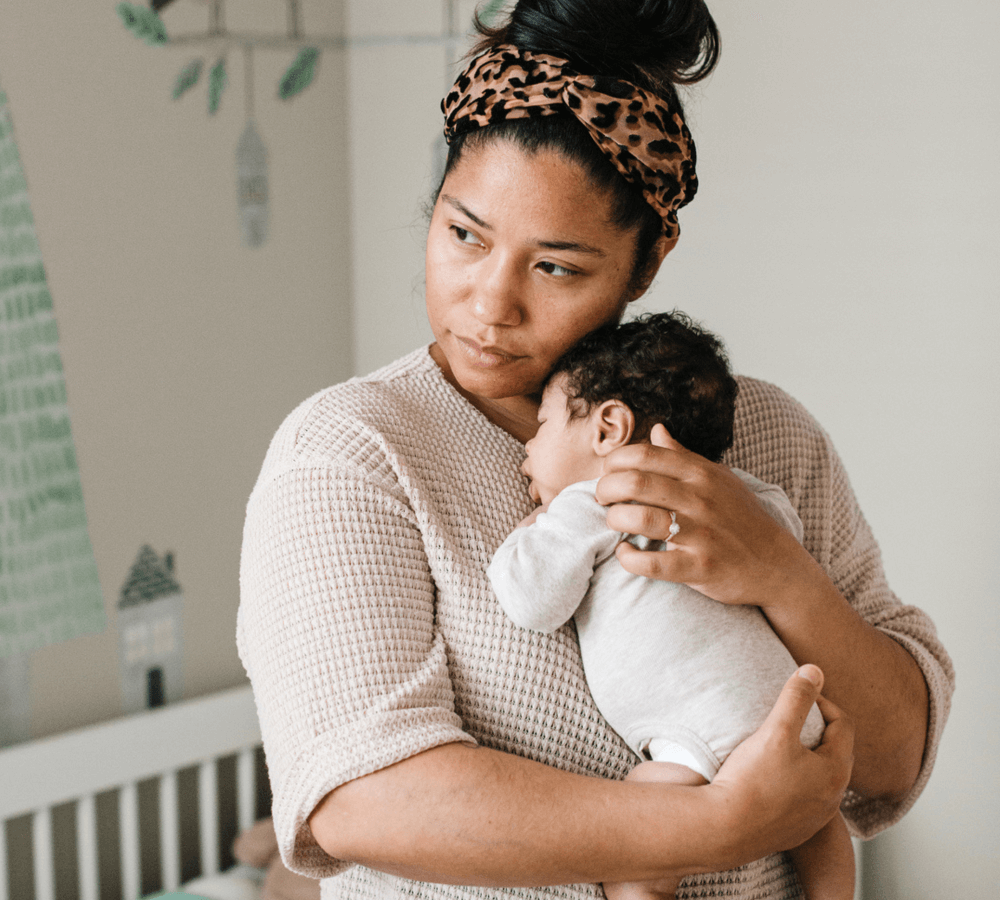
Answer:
[
  {"xmin": 0, "ymin": 684, "xmax": 266, "ymax": 900},
  {"xmin": 1, "ymin": 684, "xmax": 867, "ymax": 900}
]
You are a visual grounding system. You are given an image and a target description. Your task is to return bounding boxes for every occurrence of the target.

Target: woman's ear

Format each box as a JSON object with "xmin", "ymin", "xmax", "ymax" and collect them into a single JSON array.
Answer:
[
  {"xmin": 627, "ymin": 234, "xmax": 678, "ymax": 302},
  {"xmin": 592, "ymin": 400, "xmax": 635, "ymax": 456}
]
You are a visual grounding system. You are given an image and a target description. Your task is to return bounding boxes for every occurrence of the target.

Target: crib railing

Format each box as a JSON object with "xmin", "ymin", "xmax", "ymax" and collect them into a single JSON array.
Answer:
[{"xmin": 0, "ymin": 684, "xmax": 265, "ymax": 900}]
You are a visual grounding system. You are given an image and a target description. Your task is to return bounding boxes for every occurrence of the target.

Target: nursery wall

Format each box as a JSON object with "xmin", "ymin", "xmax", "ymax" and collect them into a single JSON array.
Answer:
[
  {"xmin": 1, "ymin": 0, "xmax": 996, "ymax": 896},
  {"xmin": 344, "ymin": 1, "xmax": 999, "ymax": 898},
  {"xmin": 0, "ymin": 0, "xmax": 352, "ymax": 737}
]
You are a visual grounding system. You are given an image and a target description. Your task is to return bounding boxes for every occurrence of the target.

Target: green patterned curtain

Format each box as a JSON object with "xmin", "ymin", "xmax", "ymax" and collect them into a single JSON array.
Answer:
[{"xmin": 0, "ymin": 82, "xmax": 104, "ymax": 658}]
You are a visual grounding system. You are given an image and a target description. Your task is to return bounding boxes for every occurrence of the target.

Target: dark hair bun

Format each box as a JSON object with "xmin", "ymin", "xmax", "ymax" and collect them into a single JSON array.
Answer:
[{"xmin": 475, "ymin": 0, "xmax": 720, "ymax": 95}]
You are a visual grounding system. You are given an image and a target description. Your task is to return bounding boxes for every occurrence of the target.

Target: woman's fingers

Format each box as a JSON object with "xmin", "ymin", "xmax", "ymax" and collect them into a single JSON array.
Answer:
[
  {"xmin": 605, "ymin": 497, "xmax": 681, "ymax": 541},
  {"xmin": 710, "ymin": 666, "xmax": 855, "ymax": 862},
  {"xmin": 615, "ymin": 540, "xmax": 691, "ymax": 582},
  {"xmin": 597, "ymin": 427, "xmax": 701, "ymax": 506},
  {"xmin": 649, "ymin": 422, "xmax": 681, "ymax": 451},
  {"xmin": 813, "ymin": 694, "xmax": 856, "ymax": 777},
  {"xmin": 596, "ymin": 466, "xmax": 681, "ymax": 516},
  {"xmin": 770, "ymin": 665, "xmax": 825, "ymax": 739}
]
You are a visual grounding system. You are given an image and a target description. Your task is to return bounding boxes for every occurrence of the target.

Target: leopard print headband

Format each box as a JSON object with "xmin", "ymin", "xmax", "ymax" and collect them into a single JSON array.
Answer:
[{"xmin": 441, "ymin": 45, "xmax": 697, "ymax": 240}]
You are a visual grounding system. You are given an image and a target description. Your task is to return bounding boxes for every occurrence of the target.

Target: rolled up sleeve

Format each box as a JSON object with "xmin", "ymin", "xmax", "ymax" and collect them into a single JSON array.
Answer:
[{"xmin": 238, "ymin": 459, "xmax": 473, "ymax": 877}]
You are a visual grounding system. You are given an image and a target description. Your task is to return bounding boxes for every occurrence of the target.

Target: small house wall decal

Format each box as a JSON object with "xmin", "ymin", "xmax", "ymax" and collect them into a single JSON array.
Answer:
[{"xmin": 117, "ymin": 545, "xmax": 184, "ymax": 713}]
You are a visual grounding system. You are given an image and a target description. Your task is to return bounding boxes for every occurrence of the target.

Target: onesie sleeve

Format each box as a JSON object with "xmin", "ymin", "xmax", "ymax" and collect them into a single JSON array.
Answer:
[
  {"xmin": 487, "ymin": 481, "xmax": 620, "ymax": 633},
  {"xmin": 728, "ymin": 378, "xmax": 955, "ymax": 839},
  {"xmin": 237, "ymin": 413, "xmax": 473, "ymax": 878}
]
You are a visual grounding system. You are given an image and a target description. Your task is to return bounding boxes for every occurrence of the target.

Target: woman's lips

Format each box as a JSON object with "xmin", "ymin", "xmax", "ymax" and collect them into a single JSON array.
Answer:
[{"xmin": 456, "ymin": 335, "xmax": 521, "ymax": 368}]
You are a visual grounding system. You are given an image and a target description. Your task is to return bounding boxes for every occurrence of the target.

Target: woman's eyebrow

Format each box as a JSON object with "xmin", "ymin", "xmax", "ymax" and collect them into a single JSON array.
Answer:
[
  {"xmin": 441, "ymin": 194, "xmax": 606, "ymax": 256},
  {"xmin": 441, "ymin": 195, "xmax": 490, "ymax": 229},
  {"xmin": 536, "ymin": 239, "xmax": 606, "ymax": 256}
]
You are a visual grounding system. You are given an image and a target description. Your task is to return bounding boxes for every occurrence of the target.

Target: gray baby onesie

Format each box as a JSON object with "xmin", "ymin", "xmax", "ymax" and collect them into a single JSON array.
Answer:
[{"xmin": 487, "ymin": 471, "xmax": 825, "ymax": 780}]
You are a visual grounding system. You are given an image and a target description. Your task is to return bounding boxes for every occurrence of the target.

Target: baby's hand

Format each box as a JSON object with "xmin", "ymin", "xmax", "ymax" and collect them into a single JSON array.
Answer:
[{"xmin": 515, "ymin": 504, "xmax": 548, "ymax": 529}]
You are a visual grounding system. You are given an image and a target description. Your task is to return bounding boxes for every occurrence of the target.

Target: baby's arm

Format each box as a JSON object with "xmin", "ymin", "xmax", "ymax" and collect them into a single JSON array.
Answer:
[{"xmin": 487, "ymin": 481, "xmax": 620, "ymax": 633}]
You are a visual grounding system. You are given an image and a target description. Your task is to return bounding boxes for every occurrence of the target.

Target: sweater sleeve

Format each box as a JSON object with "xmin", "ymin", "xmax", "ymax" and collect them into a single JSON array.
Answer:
[
  {"xmin": 237, "ymin": 434, "xmax": 473, "ymax": 877},
  {"xmin": 728, "ymin": 378, "xmax": 955, "ymax": 839},
  {"xmin": 487, "ymin": 482, "xmax": 621, "ymax": 633}
]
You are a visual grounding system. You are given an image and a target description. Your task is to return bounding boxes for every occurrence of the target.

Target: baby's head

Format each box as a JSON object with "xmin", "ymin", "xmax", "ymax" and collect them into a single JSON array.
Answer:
[{"xmin": 522, "ymin": 311, "xmax": 738, "ymax": 505}]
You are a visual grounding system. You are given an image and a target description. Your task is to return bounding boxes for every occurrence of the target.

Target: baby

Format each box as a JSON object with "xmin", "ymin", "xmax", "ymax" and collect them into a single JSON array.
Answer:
[{"xmin": 486, "ymin": 311, "xmax": 854, "ymax": 900}]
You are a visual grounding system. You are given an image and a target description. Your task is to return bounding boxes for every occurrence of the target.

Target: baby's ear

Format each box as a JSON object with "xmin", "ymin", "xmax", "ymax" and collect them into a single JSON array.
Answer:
[{"xmin": 592, "ymin": 400, "xmax": 634, "ymax": 456}]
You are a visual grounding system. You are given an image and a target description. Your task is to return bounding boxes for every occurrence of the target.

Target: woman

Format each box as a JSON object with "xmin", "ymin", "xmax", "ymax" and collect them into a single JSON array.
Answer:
[{"xmin": 237, "ymin": 1, "xmax": 953, "ymax": 897}]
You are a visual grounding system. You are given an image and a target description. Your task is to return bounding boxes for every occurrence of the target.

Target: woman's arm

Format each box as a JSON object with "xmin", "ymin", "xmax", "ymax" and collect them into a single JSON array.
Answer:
[
  {"xmin": 596, "ymin": 425, "xmax": 927, "ymax": 801},
  {"xmin": 310, "ymin": 667, "xmax": 853, "ymax": 885}
]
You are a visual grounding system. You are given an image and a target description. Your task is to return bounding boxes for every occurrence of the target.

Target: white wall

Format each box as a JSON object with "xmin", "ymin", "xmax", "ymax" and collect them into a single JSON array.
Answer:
[
  {"xmin": 345, "ymin": 1, "xmax": 999, "ymax": 897},
  {"xmin": 653, "ymin": 4, "xmax": 998, "ymax": 896},
  {"xmin": 0, "ymin": 0, "xmax": 352, "ymax": 737}
]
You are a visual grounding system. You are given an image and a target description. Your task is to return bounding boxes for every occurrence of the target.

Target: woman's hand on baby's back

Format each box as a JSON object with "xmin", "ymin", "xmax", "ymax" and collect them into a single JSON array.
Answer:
[
  {"xmin": 596, "ymin": 424, "xmax": 815, "ymax": 609},
  {"xmin": 706, "ymin": 665, "xmax": 854, "ymax": 869}
]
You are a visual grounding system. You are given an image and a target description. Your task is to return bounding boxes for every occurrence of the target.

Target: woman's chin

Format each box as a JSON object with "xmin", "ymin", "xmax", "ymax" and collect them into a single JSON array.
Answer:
[{"xmin": 454, "ymin": 364, "xmax": 540, "ymax": 402}]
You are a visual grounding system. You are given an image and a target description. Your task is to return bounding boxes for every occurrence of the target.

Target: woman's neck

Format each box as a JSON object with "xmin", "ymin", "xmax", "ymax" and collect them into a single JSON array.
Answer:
[{"xmin": 429, "ymin": 343, "xmax": 540, "ymax": 444}]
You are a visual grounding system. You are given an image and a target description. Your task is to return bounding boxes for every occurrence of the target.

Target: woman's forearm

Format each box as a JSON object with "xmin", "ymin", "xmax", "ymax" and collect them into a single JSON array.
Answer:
[
  {"xmin": 309, "ymin": 669, "xmax": 853, "ymax": 886},
  {"xmin": 312, "ymin": 744, "xmax": 720, "ymax": 885},
  {"xmin": 760, "ymin": 548, "xmax": 929, "ymax": 800}
]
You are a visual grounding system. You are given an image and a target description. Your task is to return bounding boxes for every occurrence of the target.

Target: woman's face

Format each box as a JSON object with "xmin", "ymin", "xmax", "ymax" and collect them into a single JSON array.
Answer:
[{"xmin": 425, "ymin": 140, "xmax": 646, "ymax": 406}]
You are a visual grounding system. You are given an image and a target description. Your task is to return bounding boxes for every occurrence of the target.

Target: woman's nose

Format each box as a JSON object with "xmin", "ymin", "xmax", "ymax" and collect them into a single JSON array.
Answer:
[{"xmin": 472, "ymin": 256, "xmax": 523, "ymax": 327}]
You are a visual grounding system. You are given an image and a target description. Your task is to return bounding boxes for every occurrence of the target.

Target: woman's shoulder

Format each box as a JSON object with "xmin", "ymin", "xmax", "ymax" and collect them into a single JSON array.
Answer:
[
  {"xmin": 256, "ymin": 347, "xmax": 450, "ymax": 480},
  {"xmin": 731, "ymin": 375, "xmax": 822, "ymax": 435},
  {"xmin": 726, "ymin": 376, "xmax": 836, "ymax": 501}
]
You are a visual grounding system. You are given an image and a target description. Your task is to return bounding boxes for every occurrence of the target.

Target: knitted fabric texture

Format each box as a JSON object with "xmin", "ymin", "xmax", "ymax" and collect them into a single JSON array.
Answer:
[{"xmin": 238, "ymin": 347, "xmax": 954, "ymax": 900}]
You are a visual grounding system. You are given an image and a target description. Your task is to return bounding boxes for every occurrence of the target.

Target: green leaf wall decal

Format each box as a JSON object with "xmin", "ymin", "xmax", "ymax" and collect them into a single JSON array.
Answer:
[
  {"xmin": 172, "ymin": 59, "xmax": 203, "ymax": 100},
  {"xmin": 279, "ymin": 48, "xmax": 320, "ymax": 100},
  {"xmin": 208, "ymin": 58, "xmax": 227, "ymax": 114},
  {"xmin": 116, "ymin": 2, "xmax": 168, "ymax": 46}
]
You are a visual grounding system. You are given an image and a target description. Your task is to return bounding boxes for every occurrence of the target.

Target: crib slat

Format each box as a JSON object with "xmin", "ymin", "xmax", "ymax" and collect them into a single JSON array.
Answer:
[
  {"xmin": 32, "ymin": 807, "xmax": 55, "ymax": 900},
  {"xmin": 77, "ymin": 794, "xmax": 99, "ymax": 900},
  {"xmin": 159, "ymin": 770, "xmax": 180, "ymax": 890},
  {"xmin": 237, "ymin": 747, "xmax": 256, "ymax": 833},
  {"xmin": 198, "ymin": 760, "xmax": 219, "ymax": 876},
  {"xmin": 119, "ymin": 782, "xmax": 140, "ymax": 900}
]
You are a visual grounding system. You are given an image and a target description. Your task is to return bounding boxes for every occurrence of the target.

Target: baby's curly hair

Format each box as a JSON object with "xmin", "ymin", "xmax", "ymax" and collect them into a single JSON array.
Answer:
[{"xmin": 549, "ymin": 311, "xmax": 738, "ymax": 463}]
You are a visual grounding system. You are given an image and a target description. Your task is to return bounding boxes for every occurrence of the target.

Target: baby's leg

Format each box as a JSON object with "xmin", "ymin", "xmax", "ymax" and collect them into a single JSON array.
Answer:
[
  {"xmin": 602, "ymin": 760, "xmax": 708, "ymax": 900},
  {"xmin": 788, "ymin": 811, "xmax": 855, "ymax": 900}
]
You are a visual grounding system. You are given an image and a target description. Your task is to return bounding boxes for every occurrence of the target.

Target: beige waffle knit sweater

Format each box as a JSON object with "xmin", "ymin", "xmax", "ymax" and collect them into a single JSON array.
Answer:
[{"xmin": 238, "ymin": 347, "xmax": 953, "ymax": 900}]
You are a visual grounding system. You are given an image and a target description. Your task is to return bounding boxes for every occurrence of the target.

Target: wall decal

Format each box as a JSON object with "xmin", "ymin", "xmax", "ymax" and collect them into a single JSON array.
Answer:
[
  {"xmin": 172, "ymin": 58, "xmax": 203, "ymax": 99},
  {"xmin": 0, "ymin": 85, "xmax": 105, "ymax": 666},
  {"xmin": 117, "ymin": 2, "xmax": 169, "ymax": 45},
  {"xmin": 236, "ymin": 117, "xmax": 268, "ymax": 247},
  {"xmin": 117, "ymin": 545, "xmax": 184, "ymax": 713},
  {"xmin": 115, "ymin": 0, "xmax": 510, "ymax": 247},
  {"xmin": 208, "ymin": 55, "xmax": 228, "ymax": 114}
]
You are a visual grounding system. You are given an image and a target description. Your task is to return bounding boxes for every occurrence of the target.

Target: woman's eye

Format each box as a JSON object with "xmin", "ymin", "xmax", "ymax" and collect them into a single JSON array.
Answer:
[
  {"xmin": 451, "ymin": 226, "xmax": 481, "ymax": 246},
  {"xmin": 538, "ymin": 261, "xmax": 577, "ymax": 277}
]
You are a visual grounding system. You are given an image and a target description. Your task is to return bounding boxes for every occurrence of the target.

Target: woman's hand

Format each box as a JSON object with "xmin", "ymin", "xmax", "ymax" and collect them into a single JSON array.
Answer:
[
  {"xmin": 596, "ymin": 424, "xmax": 816, "ymax": 611},
  {"xmin": 707, "ymin": 665, "xmax": 854, "ymax": 866}
]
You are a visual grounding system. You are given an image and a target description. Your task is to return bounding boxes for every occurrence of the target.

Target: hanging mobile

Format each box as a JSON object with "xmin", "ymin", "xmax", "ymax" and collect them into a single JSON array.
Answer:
[{"xmin": 236, "ymin": 45, "xmax": 269, "ymax": 248}]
